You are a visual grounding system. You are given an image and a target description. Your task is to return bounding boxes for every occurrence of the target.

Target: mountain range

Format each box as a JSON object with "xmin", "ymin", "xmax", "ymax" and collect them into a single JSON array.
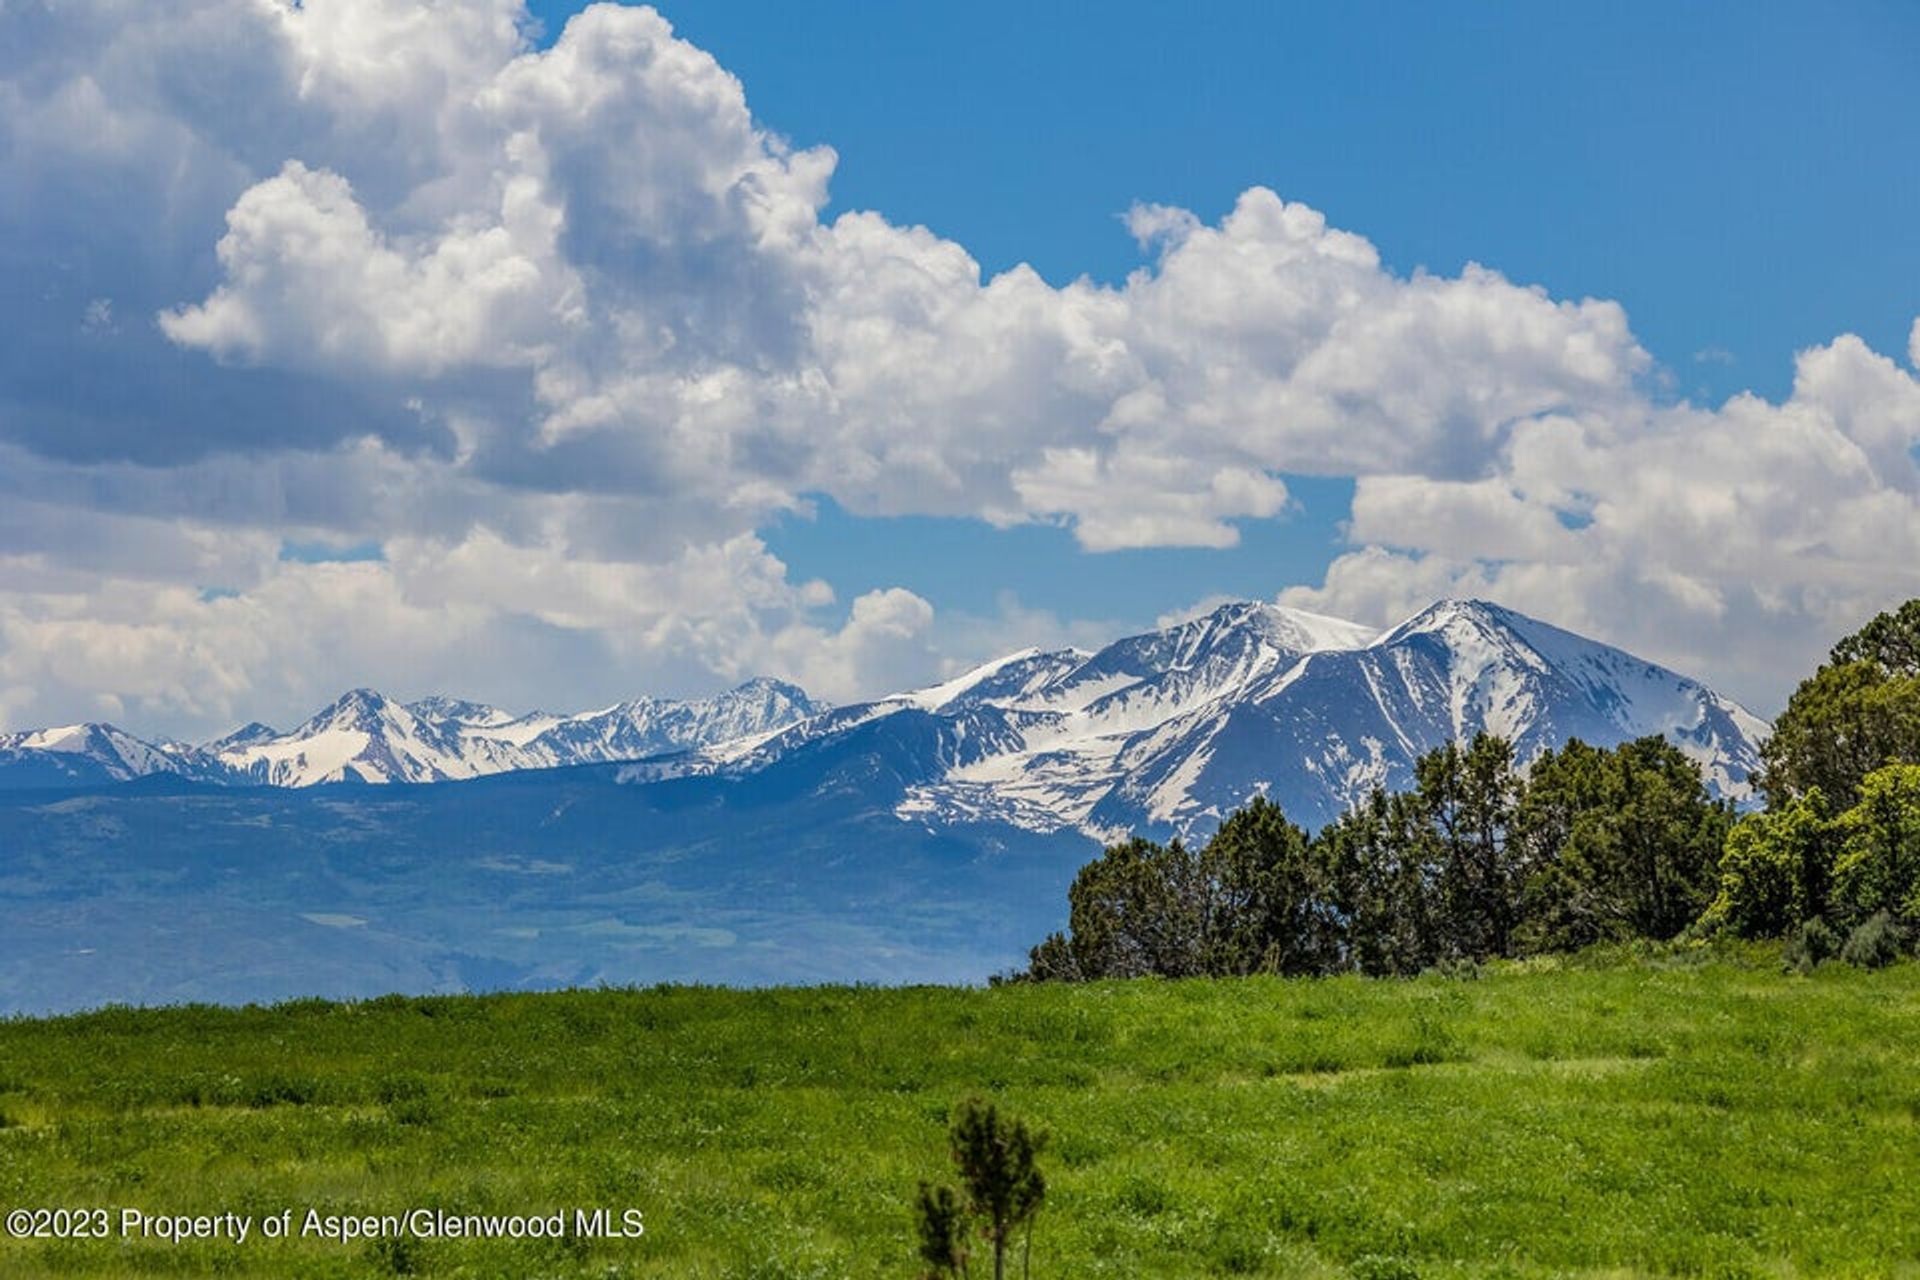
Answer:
[
  {"xmin": 0, "ymin": 598, "xmax": 1771, "ymax": 1011},
  {"xmin": 717, "ymin": 597, "xmax": 1765, "ymax": 835},
  {"xmin": 0, "ymin": 598, "xmax": 1768, "ymax": 834},
  {"xmin": 0, "ymin": 677, "xmax": 823, "ymax": 789}
]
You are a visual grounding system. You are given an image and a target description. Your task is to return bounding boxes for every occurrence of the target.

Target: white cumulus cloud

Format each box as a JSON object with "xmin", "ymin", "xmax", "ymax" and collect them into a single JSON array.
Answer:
[{"xmin": 0, "ymin": 0, "xmax": 1914, "ymax": 730}]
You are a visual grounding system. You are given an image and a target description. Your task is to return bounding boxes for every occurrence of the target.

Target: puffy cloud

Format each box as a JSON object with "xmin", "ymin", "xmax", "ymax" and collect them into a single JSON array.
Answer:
[
  {"xmin": 1283, "ymin": 335, "xmax": 1920, "ymax": 708},
  {"xmin": 0, "ymin": 522, "xmax": 912, "ymax": 737},
  {"xmin": 0, "ymin": 0, "xmax": 1916, "ymax": 726},
  {"xmin": 1345, "ymin": 475, "xmax": 1580, "ymax": 564},
  {"xmin": 1011, "ymin": 449, "xmax": 1289, "ymax": 551},
  {"xmin": 23, "ymin": 2, "xmax": 1645, "ymax": 538},
  {"xmin": 765, "ymin": 587, "xmax": 940, "ymax": 705},
  {"xmin": 159, "ymin": 160, "xmax": 580, "ymax": 375}
]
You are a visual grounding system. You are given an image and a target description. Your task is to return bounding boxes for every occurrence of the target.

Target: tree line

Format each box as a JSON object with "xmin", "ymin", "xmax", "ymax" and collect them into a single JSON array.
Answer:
[{"xmin": 1018, "ymin": 601, "xmax": 1920, "ymax": 981}]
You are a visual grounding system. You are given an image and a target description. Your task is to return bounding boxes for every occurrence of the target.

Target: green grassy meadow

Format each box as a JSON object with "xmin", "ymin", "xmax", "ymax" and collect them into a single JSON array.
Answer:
[{"xmin": 1, "ymin": 949, "xmax": 1917, "ymax": 1279}]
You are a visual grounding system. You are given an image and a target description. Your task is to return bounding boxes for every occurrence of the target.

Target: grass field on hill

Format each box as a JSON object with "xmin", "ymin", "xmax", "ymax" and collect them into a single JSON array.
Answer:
[{"xmin": 1, "ymin": 949, "xmax": 1918, "ymax": 1279}]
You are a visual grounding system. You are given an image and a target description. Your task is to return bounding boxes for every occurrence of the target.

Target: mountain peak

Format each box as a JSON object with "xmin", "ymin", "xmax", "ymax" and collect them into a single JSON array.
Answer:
[
  {"xmin": 730, "ymin": 676, "xmax": 803, "ymax": 694},
  {"xmin": 897, "ymin": 649, "xmax": 1050, "ymax": 711},
  {"xmin": 263, "ymin": 689, "xmax": 425, "ymax": 761},
  {"xmin": 0, "ymin": 720, "xmax": 232, "ymax": 788},
  {"xmin": 1375, "ymin": 598, "xmax": 1525, "ymax": 646},
  {"xmin": 2, "ymin": 722, "xmax": 117, "ymax": 753},
  {"xmin": 405, "ymin": 695, "xmax": 515, "ymax": 727},
  {"xmin": 724, "ymin": 677, "xmax": 819, "ymax": 710},
  {"xmin": 1249, "ymin": 601, "xmax": 1378, "ymax": 652},
  {"xmin": 205, "ymin": 721, "xmax": 279, "ymax": 752},
  {"xmin": 307, "ymin": 687, "xmax": 401, "ymax": 725},
  {"xmin": 1148, "ymin": 600, "xmax": 1375, "ymax": 665}
]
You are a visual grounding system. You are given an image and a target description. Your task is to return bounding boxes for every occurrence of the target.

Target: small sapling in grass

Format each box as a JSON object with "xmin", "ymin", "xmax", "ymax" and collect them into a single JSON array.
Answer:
[{"xmin": 914, "ymin": 1097, "xmax": 1047, "ymax": 1280}]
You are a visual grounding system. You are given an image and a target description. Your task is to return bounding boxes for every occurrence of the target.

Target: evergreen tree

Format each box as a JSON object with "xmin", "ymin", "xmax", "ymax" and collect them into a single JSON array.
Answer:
[
  {"xmin": 1029, "ymin": 799, "xmax": 1335, "ymax": 980},
  {"xmin": 1830, "ymin": 598, "xmax": 1920, "ymax": 676},
  {"xmin": 948, "ymin": 1098, "xmax": 1046, "ymax": 1280},
  {"xmin": 1049, "ymin": 836, "xmax": 1206, "ymax": 979},
  {"xmin": 1020, "ymin": 930, "xmax": 1083, "ymax": 984},
  {"xmin": 1518, "ymin": 737, "xmax": 1732, "ymax": 948},
  {"xmin": 1418, "ymin": 733, "xmax": 1523, "ymax": 960},
  {"xmin": 1197, "ymin": 795, "xmax": 1336, "ymax": 975},
  {"xmin": 1321, "ymin": 787, "xmax": 1439, "ymax": 976},
  {"xmin": 913, "ymin": 1182, "xmax": 969, "ymax": 1279}
]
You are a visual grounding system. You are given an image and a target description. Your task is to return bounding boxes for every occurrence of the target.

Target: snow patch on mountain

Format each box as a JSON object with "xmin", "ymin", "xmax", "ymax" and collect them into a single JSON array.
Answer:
[
  {"xmin": 214, "ymin": 678, "xmax": 825, "ymax": 787},
  {"xmin": 876, "ymin": 599, "xmax": 1768, "ymax": 836},
  {"xmin": 0, "ymin": 600, "xmax": 1770, "ymax": 837},
  {"xmin": 0, "ymin": 723, "xmax": 223, "ymax": 789}
]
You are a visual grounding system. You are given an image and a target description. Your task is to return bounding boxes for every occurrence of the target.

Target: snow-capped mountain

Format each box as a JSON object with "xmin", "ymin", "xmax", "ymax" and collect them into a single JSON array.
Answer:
[
  {"xmin": 1078, "ymin": 599, "xmax": 1768, "ymax": 833},
  {"xmin": 214, "ymin": 678, "xmax": 825, "ymax": 786},
  {"xmin": 0, "ymin": 679, "xmax": 824, "ymax": 790},
  {"xmin": 0, "ymin": 598, "xmax": 1778, "ymax": 1008},
  {"xmin": 686, "ymin": 599, "xmax": 1768, "ymax": 836},
  {"xmin": 0, "ymin": 600, "xmax": 1768, "ymax": 833},
  {"xmin": 0, "ymin": 722, "xmax": 227, "ymax": 789}
]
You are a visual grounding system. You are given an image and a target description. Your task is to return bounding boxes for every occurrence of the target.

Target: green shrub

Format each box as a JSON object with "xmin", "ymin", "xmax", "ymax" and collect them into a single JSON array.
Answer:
[
  {"xmin": 1703, "ymin": 793, "xmax": 1837, "ymax": 938},
  {"xmin": 367, "ymin": 1233, "xmax": 424, "ymax": 1275},
  {"xmin": 374, "ymin": 1071, "xmax": 432, "ymax": 1104},
  {"xmin": 1350, "ymin": 1254, "xmax": 1422, "ymax": 1280},
  {"xmin": 1833, "ymin": 765, "xmax": 1920, "ymax": 926},
  {"xmin": 1785, "ymin": 918, "xmax": 1841, "ymax": 973},
  {"xmin": 1841, "ymin": 912, "xmax": 1909, "ymax": 969},
  {"xmin": 245, "ymin": 1072, "xmax": 321, "ymax": 1108}
]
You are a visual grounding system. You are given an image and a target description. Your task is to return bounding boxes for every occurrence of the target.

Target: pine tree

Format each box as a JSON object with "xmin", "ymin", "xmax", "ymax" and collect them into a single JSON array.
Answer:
[
  {"xmin": 1418, "ymin": 733, "xmax": 1522, "ymax": 960},
  {"xmin": 948, "ymin": 1098, "xmax": 1046, "ymax": 1280},
  {"xmin": 913, "ymin": 1182, "xmax": 969, "ymax": 1279}
]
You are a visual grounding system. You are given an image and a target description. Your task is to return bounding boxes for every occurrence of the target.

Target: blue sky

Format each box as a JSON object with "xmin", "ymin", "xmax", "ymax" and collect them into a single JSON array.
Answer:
[
  {"xmin": 529, "ymin": 0, "xmax": 1920, "ymax": 629},
  {"xmin": 597, "ymin": 0, "xmax": 1918, "ymax": 392},
  {"xmin": 3, "ymin": 0, "xmax": 1918, "ymax": 735}
]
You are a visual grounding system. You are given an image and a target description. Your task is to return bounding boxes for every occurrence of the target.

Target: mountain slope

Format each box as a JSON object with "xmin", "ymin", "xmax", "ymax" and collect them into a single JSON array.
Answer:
[
  {"xmin": 0, "ymin": 680, "xmax": 825, "ymax": 790},
  {"xmin": 765, "ymin": 599, "xmax": 1769, "ymax": 836},
  {"xmin": 213, "ymin": 677, "xmax": 824, "ymax": 786},
  {"xmin": 0, "ymin": 723, "xmax": 227, "ymax": 790},
  {"xmin": 0, "ymin": 753, "xmax": 1095, "ymax": 1012},
  {"xmin": 0, "ymin": 600, "xmax": 1768, "ymax": 836},
  {"xmin": 1084, "ymin": 601, "xmax": 1767, "ymax": 832},
  {"xmin": 0, "ymin": 597, "xmax": 1775, "ymax": 1011}
]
